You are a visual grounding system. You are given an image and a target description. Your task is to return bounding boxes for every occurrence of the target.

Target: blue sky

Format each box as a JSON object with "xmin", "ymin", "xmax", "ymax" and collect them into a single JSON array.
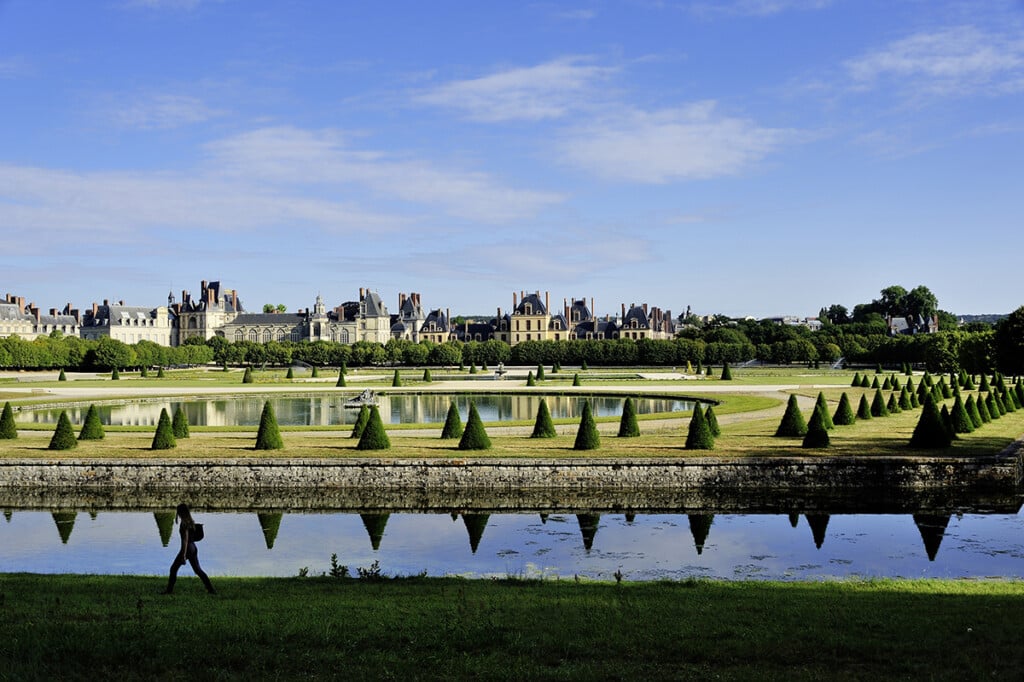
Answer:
[{"xmin": 2, "ymin": 0, "xmax": 1022, "ymax": 320}]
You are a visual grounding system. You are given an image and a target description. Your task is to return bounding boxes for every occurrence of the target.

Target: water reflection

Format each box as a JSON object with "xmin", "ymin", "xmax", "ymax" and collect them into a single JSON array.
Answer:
[
  {"xmin": 17, "ymin": 394, "xmax": 693, "ymax": 427},
  {"xmin": 3, "ymin": 490, "xmax": 1023, "ymax": 580}
]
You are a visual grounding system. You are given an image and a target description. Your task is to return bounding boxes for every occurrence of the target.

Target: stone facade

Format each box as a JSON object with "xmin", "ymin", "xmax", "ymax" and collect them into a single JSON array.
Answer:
[
  {"xmin": 0, "ymin": 294, "xmax": 79, "ymax": 340},
  {"xmin": 80, "ymin": 300, "xmax": 174, "ymax": 345}
]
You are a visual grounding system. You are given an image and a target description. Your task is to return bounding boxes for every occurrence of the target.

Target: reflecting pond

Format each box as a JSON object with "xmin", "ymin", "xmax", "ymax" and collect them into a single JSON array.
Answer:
[
  {"xmin": 16, "ymin": 394, "xmax": 694, "ymax": 427},
  {"xmin": 3, "ymin": 491, "xmax": 1023, "ymax": 581}
]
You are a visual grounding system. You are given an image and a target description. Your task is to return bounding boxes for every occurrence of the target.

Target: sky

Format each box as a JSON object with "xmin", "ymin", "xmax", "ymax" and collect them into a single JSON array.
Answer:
[{"xmin": 1, "ymin": 0, "xmax": 1022, "ymax": 320}]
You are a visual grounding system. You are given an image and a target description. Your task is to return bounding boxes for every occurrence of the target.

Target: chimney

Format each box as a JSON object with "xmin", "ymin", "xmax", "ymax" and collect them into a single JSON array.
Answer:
[
  {"xmin": 621, "ymin": 303, "xmax": 626, "ymax": 319},
  {"xmin": 103, "ymin": 299, "xmax": 109, "ymax": 306},
  {"xmin": 446, "ymin": 308, "xmax": 450, "ymax": 328},
  {"xmin": 360, "ymin": 287, "xmax": 365, "ymax": 299},
  {"xmin": 399, "ymin": 293, "xmax": 405, "ymax": 309},
  {"xmin": 92, "ymin": 302, "xmax": 98, "ymax": 316},
  {"xmin": 591, "ymin": 298, "xmax": 595, "ymax": 317},
  {"xmin": 119, "ymin": 300, "xmax": 125, "ymax": 306},
  {"xmin": 513, "ymin": 292, "xmax": 518, "ymax": 308},
  {"xmin": 32, "ymin": 306, "xmax": 40, "ymax": 323},
  {"xmin": 50, "ymin": 308, "xmax": 57, "ymax": 317},
  {"xmin": 643, "ymin": 303, "xmax": 648, "ymax": 316},
  {"xmin": 545, "ymin": 291, "xmax": 549, "ymax": 314},
  {"xmin": 415, "ymin": 293, "xmax": 421, "ymax": 306},
  {"xmin": 564, "ymin": 302, "xmax": 569, "ymax": 322}
]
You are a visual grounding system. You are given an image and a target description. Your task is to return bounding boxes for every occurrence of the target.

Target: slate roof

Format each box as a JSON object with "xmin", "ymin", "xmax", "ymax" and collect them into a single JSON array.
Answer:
[
  {"xmin": 515, "ymin": 293, "xmax": 547, "ymax": 315},
  {"xmin": 228, "ymin": 313, "xmax": 305, "ymax": 327}
]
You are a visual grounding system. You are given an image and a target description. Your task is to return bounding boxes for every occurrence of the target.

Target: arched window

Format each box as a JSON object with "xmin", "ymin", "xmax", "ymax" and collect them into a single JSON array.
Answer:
[
  {"xmin": 290, "ymin": 329, "xmax": 301, "ymax": 342},
  {"xmin": 276, "ymin": 329, "xmax": 286, "ymax": 342},
  {"xmin": 340, "ymin": 329, "xmax": 350, "ymax": 344},
  {"xmin": 249, "ymin": 329, "xmax": 258, "ymax": 342},
  {"xmin": 263, "ymin": 329, "xmax": 273, "ymax": 343},
  {"xmin": 234, "ymin": 330, "xmax": 244, "ymax": 342}
]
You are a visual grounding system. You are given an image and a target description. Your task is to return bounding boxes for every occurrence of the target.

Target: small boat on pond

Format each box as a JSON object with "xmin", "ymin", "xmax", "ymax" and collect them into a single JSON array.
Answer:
[{"xmin": 344, "ymin": 389, "xmax": 378, "ymax": 408}]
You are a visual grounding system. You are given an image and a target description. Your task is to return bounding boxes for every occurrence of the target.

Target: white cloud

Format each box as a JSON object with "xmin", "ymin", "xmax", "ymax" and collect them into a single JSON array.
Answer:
[
  {"xmin": 845, "ymin": 26, "xmax": 1024, "ymax": 97},
  {"xmin": 121, "ymin": 0, "xmax": 220, "ymax": 9},
  {"xmin": 560, "ymin": 102, "xmax": 791, "ymax": 183},
  {"xmin": 688, "ymin": 0, "xmax": 833, "ymax": 17},
  {"xmin": 414, "ymin": 57, "xmax": 615, "ymax": 122},
  {"xmin": 108, "ymin": 93, "xmax": 226, "ymax": 130}
]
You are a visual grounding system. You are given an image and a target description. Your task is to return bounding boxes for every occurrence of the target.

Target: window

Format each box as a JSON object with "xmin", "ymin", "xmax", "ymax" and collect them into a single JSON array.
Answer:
[
  {"xmin": 234, "ymin": 330, "xmax": 244, "ymax": 342},
  {"xmin": 249, "ymin": 329, "xmax": 259, "ymax": 342},
  {"xmin": 526, "ymin": 320, "xmax": 531, "ymax": 331},
  {"xmin": 340, "ymin": 329, "xmax": 350, "ymax": 344},
  {"xmin": 291, "ymin": 329, "xmax": 301, "ymax": 342},
  {"xmin": 276, "ymin": 329, "xmax": 286, "ymax": 342},
  {"xmin": 263, "ymin": 329, "xmax": 273, "ymax": 343}
]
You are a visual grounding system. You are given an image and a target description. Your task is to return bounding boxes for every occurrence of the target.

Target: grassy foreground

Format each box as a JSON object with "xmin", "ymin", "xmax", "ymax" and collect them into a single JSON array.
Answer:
[{"xmin": 2, "ymin": 575, "xmax": 1023, "ymax": 680}]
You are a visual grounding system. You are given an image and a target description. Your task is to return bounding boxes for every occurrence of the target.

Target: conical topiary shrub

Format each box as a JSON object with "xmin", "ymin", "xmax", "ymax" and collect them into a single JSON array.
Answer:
[
  {"xmin": 856, "ymin": 394, "xmax": 872, "ymax": 420},
  {"xmin": 886, "ymin": 393, "xmax": 900, "ymax": 414},
  {"xmin": 573, "ymin": 401, "xmax": 601, "ymax": 451},
  {"xmin": 78, "ymin": 404, "xmax": 104, "ymax": 441},
  {"xmin": 703, "ymin": 404, "xmax": 721, "ymax": 437},
  {"xmin": 0, "ymin": 402, "xmax": 18, "ymax": 440},
  {"xmin": 172, "ymin": 405, "xmax": 190, "ymax": 439},
  {"xmin": 242, "ymin": 367, "xmax": 253, "ymax": 384},
  {"xmin": 802, "ymin": 405, "xmax": 830, "ymax": 449},
  {"xmin": 965, "ymin": 395, "xmax": 983, "ymax": 428},
  {"xmin": 899, "ymin": 387, "xmax": 912, "ymax": 411},
  {"xmin": 111, "ymin": 367, "xmax": 120, "ymax": 380},
  {"xmin": 140, "ymin": 366, "xmax": 148, "ymax": 378},
  {"xmin": 350, "ymin": 405, "xmax": 370, "ymax": 439},
  {"xmin": 532, "ymin": 399, "xmax": 557, "ymax": 439},
  {"xmin": 976, "ymin": 393, "xmax": 992, "ymax": 423},
  {"xmin": 356, "ymin": 405, "xmax": 390, "ymax": 450},
  {"xmin": 458, "ymin": 402, "xmax": 492, "ymax": 450},
  {"xmin": 860, "ymin": 375, "xmax": 870, "ymax": 388},
  {"xmin": 150, "ymin": 408, "xmax": 176, "ymax": 450},
  {"xmin": 964, "ymin": 374, "xmax": 976, "ymax": 390},
  {"xmin": 721, "ymin": 362, "xmax": 733, "ymax": 380},
  {"xmin": 58, "ymin": 368, "xmax": 67, "ymax": 382},
  {"xmin": 870, "ymin": 376, "xmax": 880, "ymax": 389},
  {"xmin": 392, "ymin": 370, "xmax": 402, "ymax": 387},
  {"xmin": 1003, "ymin": 389, "xmax": 1017, "ymax": 413},
  {"xmin": 905, "ymin": 377, "xmax": 915, "ymax": 394},
  {"xmin": 616, "ymin": 397, "xmax": 640, "ymax": 438},
  {"xmin": 870, "ymin": 389, "xmax": 889, "ymax": 418},
  {"xmin": 49, "ymin": 411, "xmax": 78, "ymax": 451},
  {"xmin": 882, "ymin": 376, "xmax": 892, "ymax": 390},
  {"xmin": 157, "ymin": 367, "xmax": 165, "ymax": 378},
  {"xmin": 814, "ymin": 392, "xmax": 834, "ymax": 430},
  {"xmin": 979, "ymin": 374, "xmax": 990, "ymax": 392},
  {"xmin": 1016, "ymin": 383, "xmax": 1024, "ymax": 406},
  {"xmin": 685, "ymin": 404, "xmax": 715, "ymax": 450},
  {"xmin": 255, "ymin": 401, "xmax": 284, "ymax": 450},
  {"xmin": 940, "ymin": 405, "xmax": 954, "ymax": 438},
  {"xmin": 910, "ymin": 395, "xmax": 952, "ymax": 449},
  {"xmin": 940, "ymin": 378, "xmax": 953, "ymax": 399},
  {"xmin": 526, "ymin": 371, "xmax": 536, "ymax": 387},
  {"xmin": 910, "ymin": 389, "xmax": 920, "ymax": 408},
  {"xmin": 706, "ymin": 366, "xmax": 715, "ymax": 378},
  {"xmin": 285, "ymin": 367, "xmax": 294, "ymax": 380},
  {"xmin": 423, "ymin": 368, "xmax": 432, "ymax": 383},
  {"xmin": 581, "ymin": 360, "xmax": 589, "ymax": 371},
  {"xmin": 440, "ymin": 402, "xmax": 464, "ymax": 439},
  {"xmin": 891, "ymin": 376, "xmax": 901, "ymax": 391},
  {"xmin": 469, "ymin": 364, "xmax": 478, "ymax": 374},
  {"xmin": 775, "ymin": 395, "xmax": 807, "ymax": 437},
  {"xmin": 311, "ymin": 366, "xmax": 319, "ymax": 378},
  {"xmin": 336, "ymin": 369, "xmax": 346, "ymax": 387},
  {"xmin": 987, "ymin": 393, "xmax": 1002, "ymax": 419},
  {"xmin": 851, "ymin": 372, "xmax": 862, "ymax": 388},
  {"xmin": 833, "ymin": 393, "xmax": 856, "ymax": 426},
  {"xmin": 572, "ymin": 373, "xmax": 581, "ymax": 387},
  {"xmin": 536, "ymin": 364, "xmax": 545, "ymax": 381}
]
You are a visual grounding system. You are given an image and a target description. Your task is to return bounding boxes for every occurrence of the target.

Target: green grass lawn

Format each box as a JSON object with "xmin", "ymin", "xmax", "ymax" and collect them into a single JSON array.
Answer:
[{"xmin": 2, "ymin": 574, "xmax": 1022, "ymax": 680}]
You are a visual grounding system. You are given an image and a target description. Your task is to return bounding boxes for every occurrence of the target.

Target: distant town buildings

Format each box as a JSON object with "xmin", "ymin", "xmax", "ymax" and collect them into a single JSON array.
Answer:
[{"xmin": 0, "ymin": 294, "xmax": 79, "ymax": 341}]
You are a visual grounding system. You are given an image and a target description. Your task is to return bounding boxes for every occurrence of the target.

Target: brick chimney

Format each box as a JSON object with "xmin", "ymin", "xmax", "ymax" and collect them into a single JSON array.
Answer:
[
  {"xmin": 621, "ymin": 303, "xmax": 626, "ymax": 319},
  {"xmin": 545, "ymin": 291, "xmax": 550, "ymax": 314},
  {"xmin": 513, "ymin": 292, "xmax": 518, "ymax": 309}
]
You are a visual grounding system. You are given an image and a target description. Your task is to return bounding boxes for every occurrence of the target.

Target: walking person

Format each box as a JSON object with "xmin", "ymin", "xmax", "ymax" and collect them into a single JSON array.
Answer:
[{"xmin": 162, "ymin": 503, "xmax": 216, "ymax": 595}]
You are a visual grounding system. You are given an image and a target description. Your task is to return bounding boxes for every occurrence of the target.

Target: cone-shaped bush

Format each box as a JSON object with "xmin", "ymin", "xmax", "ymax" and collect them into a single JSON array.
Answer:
[
  {"xmin": 775, "ymin": 394, "xmax": 807, "ymax": 437},
  {"xmin": 526, "ymin": 371, "xmax": 536, "ymax": 387},
  {"xmin": 851, "ymin": 372, "xmax": 861, "ymax": 388},
  {"xmin": 891, "ymin": 376, "xmax": 901, "ymax": 391},
  {"xmin": 392, "ymin": 370, "xmax": 402, "ymax": 387},
  {"xmin": 242, "ymin": 367, "xmax": 253, "ymax": 384},
  {"xmin": 704, "ymin": 405, "xmax": 721, "ymax": 437},
  {"xmin": 905, "ymin": 377, "xmax": 915, "ymax": 393},
  {"xmin": 531, "ymin": 399, "xmax": 557, "ymax": 438},
  {"xmin": 802, "ymin": 405, "xmax": 830, "ymax": 449},
  {"xmin": 573, "ymin": 401, "xmax": 601, "ymax": 451},
  {"xmin": 336, "ymin": 370, "xmax": 346, "ymax": 387},
  {"xmin": 882, "ymin": 376, "xmax": 892, "ymax": 390},
  {"xmin": 356, "ymin": 405, "xmax": 390, "ymax": 450},
  {"xmin": 875, "ymin": 363, "xmax": 883, "ymax": 374},
  {"xmin": 1016, "ymin": 383, "xmax": 1024, "ymax": 406},
  {"xmin": 910, "ymin": 390, "xmax": 920, "ymax": 408},
  {"xmin": 963, "ymin": 374, "xmax": 975, "ymax": 390},
  {"xmin": 311, "ymin": 366, "xmax": 319, "ymax": 378},
  {"xmin": 340, "ymin": 362, "xmax": 348, "ymax": 375},
  {"xmin": 870, "ymin": 389, "xmax": 889, "ymax": 418},
  {"xmin": 48, "ymin": 411, "xmax": 78, "ymax": 450},
  {"xmin": 172, "ymin": 405, "xmax": 190, "ymax": 439},
  {"xmin": 469, "ymin": 364, "xmax": 477, "ymax": 374},
  {"xmin": 870, "ymin": 375, "xmax": 880, "ymax": 389},
  {"xmin": 1003, "ymin": 389, "xmax": 1017, "ymax": 413},
  {"xmin": 458, "ymin": 402, "xmax": 492, "ymax": 450},
  {"xmin": 986, "ymin": 393, "xmax": 1001, "ymax": 419},
  {"xmin": 979, "ymin": 374, "xmax": 990, "ymax": 392},
  {"xmin": 857, "ymin": 394, "xmax": 872, "ymax": 420},
  {"xmin": 254, "ymin": 401, "xmax": 284, "ymax": 450},
  {"xmin": 572, "ymin": 373, "xmax": 581, "ymax": 387},
  {"xmin": 940, "ymin": 405, "xmax": 954, "ymax": 438},
  {"xmin": 150, "ymin": 408, "xmax": 176, "ymax": 450},
  {"xmin": 814, "ymin": 393, "xmax": 834, "ymax": 430},
  {"xmin": 833, "ymin": 393, "xmax": 855, "ymax": 426},
  {"xmin": 440, "ymin": 402, "xmax": 464, "ymax": 439},
  {"xmin": 350, "ymin": 405, "xmax": 370, "ymax": 439},
  {"xmin": 285, "ymin": 367, "xmax": 294, "ymax": 379},
  {"xmin": 976, "ymin": 393, "xmax": 992, "ymax": 423},
  {"xmin": 939, "ymin": 378, "xmax": 952, "ymax": 399},
  {"xmin": 581, "ymin": 360, "xmax": 589, "ymax": 371},
  {"xmin": 536, "ymin": 364, "xmax": 545, "ymax": 381},
  {"xmin": 923, "ymin": 372, "xmax": 933, "ymax": 387},
  {"xmin": 423, "ymin": 368, "xmax": 432, "ymax": 382},
  {"xmin": 685, "ymin": 404, "xmax": 715, "ymax": 450},
  {"xmin": 965, "ymin": 395, "xmax": 983, "ymax": 429},
  {"xmin": 910, "ymin": 395, "xmax": 952, "ymax": 449},
  {"xmin": 898, "ymin": 387, "xmax": 912, "ymax": 410},
  {"xmin": 157, "ymin": 367, "xmax": 165, "ymax": 378},
  {"xmin": 78, "ymin": 404, "xmax": 105, "ymax": 441},
  {"xmin": 58, "ymin": 368, "xmax": 67, "ymax": 382},
  {"xmin": 721, "ymin": 362, "xmax": 733, "ymax": 380},
  {"xmin": 706, "ymin": 366, "xmax": 715, "ymax": 378},
  {"xmin": 860, "ymin": 375, "xmax": 870, "ymax": 388},
  {"xmin": 886, "ymin": 393, "xmax": 900, "ymax": 414},
  {"xmin": 617, "ymin": 397, "xmax": 640, "ymax": 438},
  {"xmin": 482, "ymin": 362, "xmax": 489, "ymax": 371},
  {"xmin": 0, "ymin": 402, "xmax": 18, "ymax": 439},
  {"xmin": 111, "ymin": 368, "xmax": 120, "ymax": 380}
]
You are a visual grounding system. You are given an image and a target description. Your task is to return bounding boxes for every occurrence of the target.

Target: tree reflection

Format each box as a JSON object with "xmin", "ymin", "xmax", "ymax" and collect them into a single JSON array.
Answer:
[
  {"xmin": 51, "ymin": 511, "xmax": 77, "ymax": 544},
  {"xmin": 462, "ymin": 514, "xmax": 490, "ymax": 554},
  {"xmin": 576, "ymin": 514, "xmax": 601, "ymax": 552},
  {"xmin": 359, "ymin": 513, "xmax": 390, "ymax": 551},
  {"xmin": 805, "ymin": 514, "xmax": 830, "ymax": 549},
  {"xmin": 153, "ymin": 511, "xmax": 175, "ymax": 547},
  {"xmin": 913, "ymin": 514, "xmax": 952, "ymax": 561},
  {"xmin": 687, "ymin": 514, "xmax": 714, "ymax": 555},
  {"xmin": 258, "ymin": 512, "xmax": 284, "ymax": 550}
]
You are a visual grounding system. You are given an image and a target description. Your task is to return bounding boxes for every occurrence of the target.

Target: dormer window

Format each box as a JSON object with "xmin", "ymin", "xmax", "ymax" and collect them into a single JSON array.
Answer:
[{"xmin": 524, "ymin": 304, "xmax": 532, "ymax": 315}]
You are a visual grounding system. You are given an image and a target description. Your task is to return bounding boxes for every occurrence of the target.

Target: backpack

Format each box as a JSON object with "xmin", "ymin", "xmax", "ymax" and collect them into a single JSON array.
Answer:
[{"xmin": 191, "ymin": 523, "xmax": 204, "ymax": 542}]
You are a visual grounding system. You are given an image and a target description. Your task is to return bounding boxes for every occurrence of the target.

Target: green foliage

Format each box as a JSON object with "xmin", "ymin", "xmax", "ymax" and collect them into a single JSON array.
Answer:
[
  {"xmin": 875, "ymin": 363, "xmax": 883, "ymax": 374},
  {"xmin": 532, "ymin": 399, "xmax": 557, "ymax": 439},
  {"xmin": 979, "ymin": 374, "xmax": 990, "ymax": 392},
  {"xmin": 78, "ymin": 404, "xmax": 105, "ymax": 441},
  {"xmin": 157, "ymin": 367, "xmax": 165, "ymax": 378},
  {"xmin": 898, "ymin": 387, "xmax": 912, "ymax": 411},
  {"xmin": 255, "ymin": 401, "xmax": 284, "ymax": 450},
  {"xmin": 851, "ymin": 372, "xmax": 861, "ymax": 388},
  {"xmin": 350, "ymin": 405, "xmax": 370, "ymax": 439},
  {"xmin": 802, "ymin": 405, "xmax": 830, "ymax": 449},
  {"xmin": 573, "ymin": 401, "xmax": 601, "ymax": 451},
  {"xmin": 881, "ymin": 376, "xmax": 891, "ymax": 390},
  {"xmin": 458, "ymin": 402, "xmax": 492, "ymax": 451},
  {"xmin": 704, "ymin": 405, "xmax": 720, "ymax": 437},
  {"xmin": 581, "ymin": 360, "xmax": 588, "ymax": 371},
  {"xmin": 860, "ymin": 375, "xmax": 870, "ymax": 388},
  {"xmin": 721, "ymin": 362, "xmax": 733, "ymax": 380},
  {"xmin": 891, "ymin": 376, "xmax": 901, "ymax": 391},
  {"xmin": 536, "ymin": 364, "xmax": 545, "ymax": 381},
  {"xmin": 526, "ymin": 371, "xmax": 536, "ymax": 387},
  {"xmin": 775, "ymin": 394, "xmax": 808, "ymax": 437},
  {"xmin": 392, "ymin": 370, "xmax": 402, "ymax": 387},
  {"xmin": 1002, "ymin": 389, "xmax": 1017, "ymax": 413},
  {"xmin": 440, "ymin": 402, "xmax": 464, "ymax": 439},
  {"xmin": 356, "ymin": 406, "xmax": 391, "ymax": 450},
  {"xmin": 939, "ymin": 378, "xmax": 952, "ymax": 399},
  {"xmin": 336, "ymin": 369, "xmax": 346, "ymax": 387},
  {"xmin": 870, "ymin": 375, "xmax": 880, "ymax": 389},
  {"xmin": 572, "ymin": 373, "xmax": 581, "ymax": 387},
  {"xmin": 172, "ymin": 405, "xmax": 190, "ymax": 439},
  {"xmin": 994, "ymin": 305, "xmax": 1024, "ymax": 375},
  {"xmin": 422, "ymin": 368, "xmax": 432, "ymax": 383},
  {"xmin": 886, "ymin": 393, "xmax": 900, "ymax": 414},
  {"xmin": 48, "ymin": 411, "xmax": 78, "ymax": 450},
  {"xmin": 910, "ymin": 395, "xmax": 952, "ymax": 449},
  {"xmin": 986, "ymin": 393, "xmax": 1002, "ymax": 419},
  {"xmin": 833, "ymin": 393, "xmax": 856, "ymax": 426},
  {"xmin": 814, "ymin": 393, "xmax": 834, "ymax": 430},
  {"xmin": 940, "ymin": 405, "xmax": 954, "ymax": 438},
  {"xmin": 965, "ymin": 395, "xmax": 983, "ymax": 429},
  {"xmin": 311, "ymin": 366, "xmax": 319, "ymax": 378},
  {"xmin": 910, "ymin": 390, "xmax": 920, "ymax": 409},
  {"xmin": 976, "ymin": 393, "xmax": 992, "ymax": 423},
  {"xmin": 870, "ymin": 389, "xmax": 889, "ymax": 418},
  {"xmin": 285, "ymin": 367, "xmax": 294, "ymax": 380},
  {"xmin": 857, "ymin": 394, "xmax": 872, "ymax": 420},
  {"xmin": 685, "ymin": 404, "xmax": 715, "ymax": 450},
  {"xmin": 111, "ymin": 367, "xmax": 120, "ymax": 380},
  {"xmin": 242, "ymin": 367, "xmax": 253, "ymax": 384},
  {"xmin": 0, "ymin": 401, "xmax": 17, "ymax": 439},
  {"xmin": 150, "ymin": 408, "xmax": 176, "ymax": 450},
  {"xmin": 469, "ymin": 364, "xmax": 478, "ymax": 374},
  {"xmin": 706, "ymin": 366, "xmax": 715, "ymax": 378}
]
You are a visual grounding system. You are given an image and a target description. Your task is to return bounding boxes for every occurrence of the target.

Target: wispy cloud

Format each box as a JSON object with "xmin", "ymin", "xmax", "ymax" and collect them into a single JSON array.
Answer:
[
  {"xmin": 121, "ymin": 0, "xmax": 221, "ymax": 9},
  {"xmin": 414, "ymin": 57, "xmax": 615, "ymax": 121},
  {"xmin": 845, "ymin": 25, "xmax": 1024, "ymax": 98},
  {"xmin": 107, "ymin": 93, "xmax": 227, "ymax": 130},
  {"xmin": 559, "ymin": 101, "xmax": 791, "ymax": 183},
  {"xmin": 688, "ymin": 0, "xmax": 833, "ymax": 18}
]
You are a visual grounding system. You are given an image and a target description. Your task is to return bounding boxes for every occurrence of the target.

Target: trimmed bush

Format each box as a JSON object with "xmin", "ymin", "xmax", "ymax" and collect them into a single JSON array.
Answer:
[
  {"xmin": 1016, "ymin": 383, "xmax": 1024, "ymax": 406},
  {"xmin": 986, "ymin": 393, "xmax": 1002, "ymax": 419},
  {"xmin": 0, "ymin": 402, "xmax": 18, "ymax": 439},
  {"xmin": 526, "ymin": 371, "xmax": 536, "ymax": 387},
  {"xmin": 898, "ymin": 387, "xmax": 912, "ymax": 411},
  {"xmin": 851, "ymin": 372, "xmax": 861, "ymax": 388},
  {"xmin": 870, "ymin": 376, "xmax": 880, "ymax": 389},
  {"xmin": 531, "ymin": 399, "xmax": 557, "ymax": 439},
  {"xmin": 965, "ymin": 395, "xmax": 983, "ymax": 428},
  {"xmin": 482, "ymin": 362, "xmax": 488, "ymax": 371},
  {"xmin": 963, "ymin": 374, "xmax": 976, "ymax": 390},
  {"xmin": 856, "ymin": 394, "xmax": 872, "ymax": 420},
  {"xmin": 939, "ymin": 378, "xmax": 952, "ymax": 399},
  {"xmin": 905, "ymin": 377, "xmax": 915, "ymax": 394},
  {"xmin": 78, "ymin": 404, "xmax": 105, "ymax": 441},
  {"xmin": 573, "ymin": 401, "xmax": 601, "ymax": 451},
  {"xmin": 242, "ymin": 367, "xmax": 253, "ymax": 384},
  {"xmin": 860, "ymin": 375, "xmax": 870, "ymax": 388},
  {"xmin": 814, "ymin": 393, "xmax": 834, "ymax": 430},
  {"xmin": 440, "ymin": 402, "xmax": 464, "ymax": 439},
  {"xmin": 706, "ymin": 366, "xmax": 715, "ymax": 378},
  {"xmin": 617, "ymin": 397, "xmax": 640, "ymax": 438},
  {"xmin": 1003, "ymin": 389, "xmax": 1017, "ymax": 413},
  {"xmin": 886, "ymin": 393, "xmax": 900, "ymax": 414},
  {"xmin": 111, "ymin": 368, "xmax": 120, "ymax": 380},
  {"xmin": 422, "ymin": 368, "xmax": 432, "ymax": 383},
  {"xmin": 172, "ymin": 405, "xmax": 190, "ymax": 439},
  {"xmin": 392, "ymin": 370, "xmax": 402, "ymax": 387},
  {"xmin": 979, "ymin": 374, "xmax": 990, "ymax": 392},
  {"xmin": 875, "ymin": 363, "xmax": 883, "ymax": 374},
  {"xmin": 350, "ymin": 405, "xmax": 370, "ymax": 439},
  {"xmin": 802, "ymin": 405, "xmax": 830, "ymax": 449},
  {"xmin": 536, "ymin": 364, "xmax": 545, "ymax": 381},
  {"xmin": 458, "ymin": 402, "xmax": 492, "ymax": 451},
  {"xmin": 311, "ymin": 366, "xmax": 319, "ymax": 378},
  {"xmin": 976, "ymin": 393, "xmax": 992, "ymax": 423},
  {"xmin": 891, "ymin": 376, "xmax": 901, "ymax": 391},
  {"xmin": 910, "ymin": 395, "xmax": 952, "ymax": 449},
  {"xmin": 254, "ymin": 401, "xmax": 284, "ymax": 450},
  {"xmin": 704, "ymin": 405, "xmax": 721, "ymax": 437},
  {"xmin": 157, "ymin": 367, "xmax": 165, "ymax": 378},
  {"xmin": 150, "ymin": 408, "xmax": 176, "ymax": 450},
  {"xmin": 572, "ymin": 373, "xmax": 581, "ymax": 387},
  {"xmin": 49, "ymin": 411, "xmax": 78, "ymax": 450},
  {"xmin": 340, "ymin": 362, "xmax": 348, "ymax": 375},
  {"xmin": 721, "ymin": 362, "xmax": 733, "ymax": 380},
  {"xmin": 285, "ymin": 367, "xmax": 294, "ymax": 380},
  {"xmin": 58, "ymin": 369, "xmax": 67, "ymax": 382},
  {"xmin": 775, "ymin": 394, "xmax": 808, "ymax": 437},
  {"xmin": 882, "ymin": 376, "xmax": 892, "ymax": 390},
  {"xmin": 469, "ymin": 364, "xmax": 478, "ymax": 375},
  {"xmin": 870, "ymin": 389, "xmax": 889, "ymax": 418},
  {"xmin": 833, "ymin": 393, "xmax": 856, "ymax": 426},
  {"xmin": 940, "ymin": 405, "xmax": 954, "ymax": 438},
  {"xmin": 336, "ymin": 370, "xmax": 346, "ymax": 387},
  {"xmin": 356, "ymin": 405, "xmax": 390, "ymax": 451},
  {"xmin": 581, "ymin": 360, "xmax": 588, "ymax": 371},
  {"xmin": 685, "ymin": 404, "xmax": 715, "ymax": 450}
]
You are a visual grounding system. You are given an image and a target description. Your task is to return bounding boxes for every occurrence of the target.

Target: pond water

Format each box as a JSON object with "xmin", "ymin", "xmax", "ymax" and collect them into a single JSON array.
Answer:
[
  {"xmin": 3, "ymin": 493, "xmax": 1023, "ymax": 581},
  {"xmin": 16, "ymin": 394, "xmax": 693, "ymax": 427}
]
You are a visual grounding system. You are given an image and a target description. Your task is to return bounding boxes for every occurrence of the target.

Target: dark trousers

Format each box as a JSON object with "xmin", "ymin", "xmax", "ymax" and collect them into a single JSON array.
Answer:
[{"xmin": 165, "ymin": 542, "xmax": 215, "ymax": 593}]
